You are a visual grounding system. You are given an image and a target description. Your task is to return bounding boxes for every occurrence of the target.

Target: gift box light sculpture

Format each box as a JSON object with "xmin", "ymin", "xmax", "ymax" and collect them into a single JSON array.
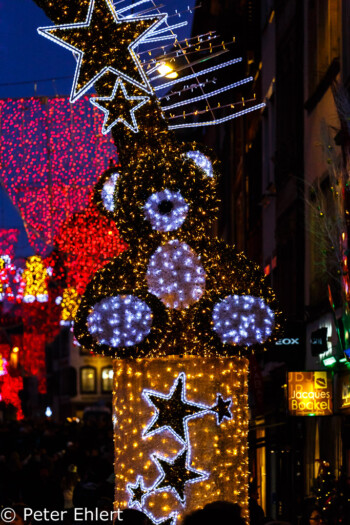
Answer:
[{"xmin": 34, "ymin": 0, "xmax": 282, "ymax": 522}]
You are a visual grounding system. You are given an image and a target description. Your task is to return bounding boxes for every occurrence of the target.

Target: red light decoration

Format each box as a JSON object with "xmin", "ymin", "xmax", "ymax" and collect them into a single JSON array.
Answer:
[
  {"xmin": 0, "ymin": 355, "xmax": 24, "ymax": 420},
  {"xmin": 0, "ymin": 96, "xmax": 117, "ymax": 256},
  {"xmin": 22, "ymin": 333, "xmax": 47, "ymax": 394},
  {"xmin": 0, "ymin": 96, "xmax": 127, "ymax": 410},
  {"xmin": 56, "ymin": 201, "xmax": 127, "ymax": 295},
  {"xmin": 0, "ymin": 229, "xmax": 20, "ymax": 259}
]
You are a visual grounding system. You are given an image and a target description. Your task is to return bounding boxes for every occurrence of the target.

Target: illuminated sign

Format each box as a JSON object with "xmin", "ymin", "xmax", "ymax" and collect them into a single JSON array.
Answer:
[
  {"xmin": 287, "ymin": 371, "xmax": 333, "ymax": 416},
  {"xmin": 276, "ymin": 338, "xmax": 299, "ymax": 346},
  {"xmin": 273, "ymin": 322, "xmax": 305, "ymax": 349},
  {"xmin": 340, "ymin": 375, "xmax": 350, "ymax": 410}
]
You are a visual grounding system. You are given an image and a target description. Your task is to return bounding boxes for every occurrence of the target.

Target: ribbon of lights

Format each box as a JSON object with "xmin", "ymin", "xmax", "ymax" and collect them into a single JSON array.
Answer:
[
  {"xmin": 161, "ymin": 78, "xmax": 254, "ymax": 111},
  {"xmin": 153, "ymin": 58, "xmax": 243, "ymax": 89},
  {"xmin": 168, "ymin": 103, "xmax": 266, "ymax": 129}
]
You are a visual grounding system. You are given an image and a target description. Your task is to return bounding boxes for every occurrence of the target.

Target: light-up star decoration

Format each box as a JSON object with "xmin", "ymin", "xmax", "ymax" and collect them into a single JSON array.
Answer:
[
  {"xmin": 152, "ymin": 449, "xmax": 208, "ymax": 502},
  {"xmin": 143, "ymin": 372, "xmax": 209, "ymax": 443},
  {"xmin": 128, "ymin": 476, "xmax": 148, "ymax": 506},
  {"xmin": 211, "ymin": 394, "xmax": 232, "ymax": 424},
  {"xmin": 37, "ymin": 0, "xmax": 165, "ymax": 102},
  {"xmin": 127, "ymin": 372, "xmax": 233, "ymax": 523},
  {"xmin": 90, "ymin": 79, "xmax": 149, "ymax": 133}
]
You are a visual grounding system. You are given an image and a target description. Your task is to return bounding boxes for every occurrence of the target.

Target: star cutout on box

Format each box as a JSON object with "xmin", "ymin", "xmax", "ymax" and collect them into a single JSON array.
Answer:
[
  {"xmin": 127, "ymin": 475, "xmax": 149, "ymax": 507},
  {"xmin": 142, "ymin": 372, "xmax": 209, "ymax": 443},
  {"xmin": 38, "ymin": 0, "xmax": 165, "ymax": 101},
  {"xmin": 210, "ymin": 394, "xmax": 232, "ymax": 424},
  {"xmin": 152, "ymin": 448, "xmax": 208, "ymax": 503}
]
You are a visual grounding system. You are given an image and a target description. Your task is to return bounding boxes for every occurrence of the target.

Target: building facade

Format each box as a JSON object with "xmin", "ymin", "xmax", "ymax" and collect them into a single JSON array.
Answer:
[{"xmin": 192, "ymin": 0, "xmax": 350, "ymax": 522}]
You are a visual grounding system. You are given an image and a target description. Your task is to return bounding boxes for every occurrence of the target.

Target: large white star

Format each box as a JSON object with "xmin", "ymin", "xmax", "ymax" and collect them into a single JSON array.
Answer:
[{"xmin": 37, "ymin": 0, "xmax": 166, "ymax": 102}]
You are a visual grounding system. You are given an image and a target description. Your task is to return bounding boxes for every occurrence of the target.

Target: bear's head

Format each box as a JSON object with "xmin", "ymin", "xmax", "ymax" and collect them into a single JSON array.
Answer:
[{"xmin": 94, "ymin": 141, "xmax": 220, "ymax": 246}]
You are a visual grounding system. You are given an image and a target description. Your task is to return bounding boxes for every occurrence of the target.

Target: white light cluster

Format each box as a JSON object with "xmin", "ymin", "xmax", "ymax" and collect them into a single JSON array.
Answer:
[
  {"xmin": 212, "ymin": 294, "xmax": 275, "ymax": 346},
  {"xmin": 146, "ymin": 240, "xmax": 206, "ymax": 309},
  {"xmin": 143, "ymin": 189, "xmax": 189, "ymax": 232},
  {"xmin": 101, "ymin": 171, "xmax": 120, "ymax": 212},
  {"xmin": 23, "ymin": 293, "xmax": 49, "ymax": 304},
  {"xmin": 87, "ymin": 295, "xmax": 153, "ymax": 347},
  {"xmin": 185, "ymin": 151, "xmax": 213, "ymax": 178}
]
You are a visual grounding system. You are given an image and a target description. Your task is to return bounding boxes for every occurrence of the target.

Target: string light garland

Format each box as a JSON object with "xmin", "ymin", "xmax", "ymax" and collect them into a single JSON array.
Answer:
[
  {"xmin": 161, "ymin": 77, "xmax": 253, "ymax": 111},
  {"xmin": 55, "ymin": 201, "xmax": 126, "ymax": 295},
  {"xmin": 168, "ymin": 103, "xmax": 266, "ymax": 130},
  {"xmin": 33, "ymin": 1, "xmax": 282, "ymax": 523}
]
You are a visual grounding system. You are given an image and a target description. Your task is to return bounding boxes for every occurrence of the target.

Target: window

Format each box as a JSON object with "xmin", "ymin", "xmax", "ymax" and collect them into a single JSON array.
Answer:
[
  {"xmin": 101, "ymin": 367, "xmax": 113, "ymax": 393},
  {"xmin": 80, "ymin": 366, "xmax": 97, "ymax": 394}
]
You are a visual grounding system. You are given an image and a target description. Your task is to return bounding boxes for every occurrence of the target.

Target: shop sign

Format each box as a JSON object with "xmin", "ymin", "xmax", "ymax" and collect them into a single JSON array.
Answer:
[
  {"xmin": 287, "ymin": 371, "xmax": 333, "ymax": 416},
  {"xmin": 276, "ymin": 338, "xmax": 300, "ymax": 346},
  {"xmin": 339, "ymin": 375, "xmax": 350, "ymax": 410}
]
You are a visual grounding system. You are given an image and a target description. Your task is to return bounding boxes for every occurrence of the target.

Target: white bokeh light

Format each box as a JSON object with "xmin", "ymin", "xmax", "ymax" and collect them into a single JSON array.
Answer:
[
  {"xmin": 101, "ymin": 172, "xmax": 119, "ymax": 212},
  {"xmin": 87, "ymin": 295, "xmax": 153, "ymax": 347},
  {"xmin": 143, "ymin": 189, "xmax": 189, "ymax": 232},
  {"xmin": 146, "ymin": 240, "xmax": 206, "ymax": 309},
  {"xmin": 212, "ymin": 294, "xmax": 275, "ymax": 346},
  {"xmin": 185, "ymin": 151, "xmax": 214, "ymax": 178}
]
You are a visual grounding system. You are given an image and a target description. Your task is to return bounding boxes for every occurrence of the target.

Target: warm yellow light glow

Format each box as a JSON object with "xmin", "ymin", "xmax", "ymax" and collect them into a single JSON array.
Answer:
[
  {"xmin": 22, "ymin": 255, "xmax": 48, "ymax": 302},
  {"xmin": 113, "ymin": 356, "xmax": 249, "ymax": 522},
  {"xmin": 61, "ymin": 287, "xmax": 80, "ymax": 321}
]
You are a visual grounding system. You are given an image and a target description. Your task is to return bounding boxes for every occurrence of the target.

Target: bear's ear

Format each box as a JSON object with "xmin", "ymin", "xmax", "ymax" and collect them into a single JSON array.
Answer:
[
  {"xmin": 93, "ymin": 167, "xmax": 121, "ymax": 218},
  {"xmin": 181, "ymin": 142, "xmax": 219, "ymax": 179}
]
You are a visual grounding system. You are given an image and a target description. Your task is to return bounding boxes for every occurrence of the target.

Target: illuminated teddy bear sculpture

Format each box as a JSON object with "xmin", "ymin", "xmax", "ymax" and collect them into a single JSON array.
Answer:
[
  {"xmin": 74, "ymin": 120, "xmax": 279, "ymax": 358},
  {"xmin": 31, "ymin": 0, "xmax": 280, "ymax": 358},
  {"xmin": 33, "ymin": 0, "xmax": 281, "ymax": 519}
]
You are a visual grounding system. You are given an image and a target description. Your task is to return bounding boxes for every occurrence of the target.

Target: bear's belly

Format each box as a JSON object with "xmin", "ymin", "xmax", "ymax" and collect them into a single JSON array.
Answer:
[{"xmin": 146, "ymin": 240, "xmax": 206, "ymax": 310}]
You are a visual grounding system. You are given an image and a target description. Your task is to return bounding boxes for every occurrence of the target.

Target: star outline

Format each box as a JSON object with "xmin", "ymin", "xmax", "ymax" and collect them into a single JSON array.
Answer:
[
  {"xmin": 142, "ymin": 372, "xmax": 210, "ymax": 444},
  {"xmin": 37, "ymin": 0, "xmax": 166, "ymax": 102},
  {"xmin": 210, "ymin": 393, "xmax": 232, "ymax": 424},
  {"xmin": 149, "ymin": 447, "xmax": 209, "ymax": 504},
  {"xmin": 126, "ymin": 475, "xmax": 149, "ymax": 508},
  {"xmin": 90, "ymin": 78, "xmax": 149, "ymax": 133}
]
